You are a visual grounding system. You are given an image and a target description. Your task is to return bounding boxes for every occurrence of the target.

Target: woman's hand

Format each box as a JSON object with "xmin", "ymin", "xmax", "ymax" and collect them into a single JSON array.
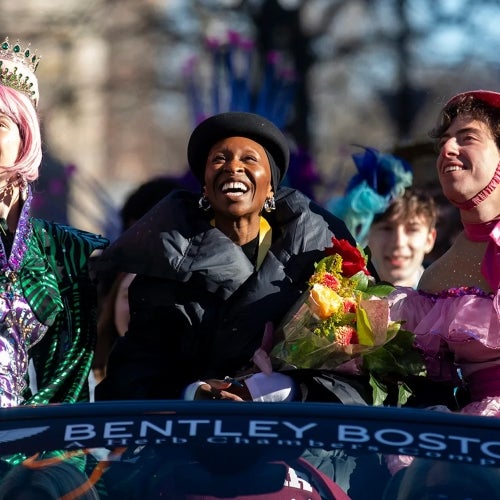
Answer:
[
  {"xmin": 252, "ymin": 348, "xmax": 273, "ymax": 375},
  {"xmin": 194, "ymin": 379, "xmax": 251, "ymax": 401},
  {"xmin": 252, "ymin": 321, "xmax": 275, "ymax": 375}
]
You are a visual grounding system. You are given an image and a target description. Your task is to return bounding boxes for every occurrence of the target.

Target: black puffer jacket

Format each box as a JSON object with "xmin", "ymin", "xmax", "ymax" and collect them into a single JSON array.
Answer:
[{"xmin": 95, "ymin": 187, "xmax": 357, "ymax": 400}]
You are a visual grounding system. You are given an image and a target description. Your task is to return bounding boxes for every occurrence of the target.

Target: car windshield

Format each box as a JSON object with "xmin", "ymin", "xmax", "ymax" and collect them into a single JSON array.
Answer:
[{"xmin": 0, "ymin": 401, "xmax": 499, "ymax": 499}]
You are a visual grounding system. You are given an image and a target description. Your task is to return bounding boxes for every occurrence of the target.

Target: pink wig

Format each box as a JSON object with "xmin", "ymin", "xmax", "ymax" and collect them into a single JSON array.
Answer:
[{"xmin": 0, "ymin": 85, "xmax": 42, "ymax": 182}]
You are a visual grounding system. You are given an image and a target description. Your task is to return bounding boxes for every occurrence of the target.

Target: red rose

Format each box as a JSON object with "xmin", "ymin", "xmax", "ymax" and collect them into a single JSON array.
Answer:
[{"xmin": 325, "ymin": 238, "xmax": 370, "ymax": 277}]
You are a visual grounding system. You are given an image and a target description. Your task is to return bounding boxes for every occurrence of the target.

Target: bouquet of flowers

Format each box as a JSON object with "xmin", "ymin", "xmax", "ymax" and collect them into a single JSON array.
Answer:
[{"xmin": 271, "ymin": 237, "xmax": 426, "ymax": 405}]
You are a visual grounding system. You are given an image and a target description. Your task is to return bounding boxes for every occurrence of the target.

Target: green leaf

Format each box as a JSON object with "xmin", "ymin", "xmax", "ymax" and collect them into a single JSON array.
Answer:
[
  {"xmin": 369, "ymin": 374, "xmax": 388, "ymax": 406},
  {"xmin": 365, "ymin": 283, "xmax": 395, "ymax": 297},
  {"xmin": 397, "ymin": 382, "xmax": 413, "ymax": 407},
  {"xmin": 355, "ymin": 305, "xmax": 375, "ymax": 346},
  {"xmin": 363, "ymin": 346, "xmax": 396, "ymax": 373},
  {"xmin": 350, "ymin": 271, "xmax": 370, "ymax": 291},
  {"xmin": 361, "ymin": 329, "xmax": 426, "ymax": 379},
  {"xmin": 383, "ymin": 330, "xmax": 427, "ymax": 376}
]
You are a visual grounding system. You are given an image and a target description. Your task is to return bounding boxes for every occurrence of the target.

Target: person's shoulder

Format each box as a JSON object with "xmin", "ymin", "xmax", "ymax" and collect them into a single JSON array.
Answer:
[
  {"xmin": 275, "ymin": 187, "xmax": 356, "ymax": 239},
  {"xmin": 275, "ymin": 187, "xmax": 323, "ymax": 216},
  {"xmin": 275, "ymin": 186, "xmax": 308, "ymax": 203},
  {"xmin": 274, "ymin": 187, "xmax": 320, "ymax": 224},
  {"xmin": 31, "ymin": 218, "xmax": 109, "ymax": 254}
]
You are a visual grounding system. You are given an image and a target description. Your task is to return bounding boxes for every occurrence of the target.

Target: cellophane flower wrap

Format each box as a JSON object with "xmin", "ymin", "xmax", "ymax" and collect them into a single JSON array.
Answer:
[{"xmin": 271, "ymin": 237, "xmax": 425, "ymax": 405}]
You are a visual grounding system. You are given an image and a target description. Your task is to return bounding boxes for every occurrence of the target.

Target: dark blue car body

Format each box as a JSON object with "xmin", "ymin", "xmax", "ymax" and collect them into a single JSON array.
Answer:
[{"xmin": 0, "ymin": 401, "xmax": 498, "ymax": 499}]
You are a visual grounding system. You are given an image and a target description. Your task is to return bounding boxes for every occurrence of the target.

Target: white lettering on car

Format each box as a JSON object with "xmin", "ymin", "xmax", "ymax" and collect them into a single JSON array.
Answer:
[{"xmin": 59, "ymin": 418, "xmax": 500, "ymax": 466}]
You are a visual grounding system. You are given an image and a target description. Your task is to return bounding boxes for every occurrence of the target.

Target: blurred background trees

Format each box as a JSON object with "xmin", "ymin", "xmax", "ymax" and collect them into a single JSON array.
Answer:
[{"xmin": 1, "ymin": 0, "xmax": 500, "ymax": 238}]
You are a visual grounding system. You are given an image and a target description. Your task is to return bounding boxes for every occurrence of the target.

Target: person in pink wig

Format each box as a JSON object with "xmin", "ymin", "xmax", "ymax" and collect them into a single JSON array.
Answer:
[{"xmin": 0, "ymin": 36, "xmax": 108, "ymax": 407}]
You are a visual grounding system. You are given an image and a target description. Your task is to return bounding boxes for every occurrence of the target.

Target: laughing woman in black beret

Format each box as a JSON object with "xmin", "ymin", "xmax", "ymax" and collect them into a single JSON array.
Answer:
[{"xmin": 94, "ymin": 112, "xmax": 367, "ymax": 402}]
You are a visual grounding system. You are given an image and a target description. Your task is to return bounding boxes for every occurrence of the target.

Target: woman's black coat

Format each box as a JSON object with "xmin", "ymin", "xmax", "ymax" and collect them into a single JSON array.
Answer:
[{"xmin": 95, "ymin": 187, "xmax": 357, "ymax": 400}]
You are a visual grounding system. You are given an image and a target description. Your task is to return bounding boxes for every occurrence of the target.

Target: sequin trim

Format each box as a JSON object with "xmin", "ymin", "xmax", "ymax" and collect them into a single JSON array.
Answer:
[
  {"xmin": 0, "ymin": 186, "xmax": 32, "ymax": 273},
  {"xmin": 418, "ymin": 286, "xmax": 494, "ymax": 301}
]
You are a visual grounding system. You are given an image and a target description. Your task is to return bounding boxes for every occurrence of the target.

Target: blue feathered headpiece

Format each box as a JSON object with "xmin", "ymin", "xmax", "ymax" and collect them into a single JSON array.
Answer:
[{"xmin": 327, "ymin": 146, "xmax": 413, "ymax": 246}]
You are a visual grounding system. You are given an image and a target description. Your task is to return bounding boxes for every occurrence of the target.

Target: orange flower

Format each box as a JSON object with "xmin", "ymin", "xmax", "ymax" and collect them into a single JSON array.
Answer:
[{"xmin": 308, "ymin": 284, "xmax": 343, "ymax": 320}]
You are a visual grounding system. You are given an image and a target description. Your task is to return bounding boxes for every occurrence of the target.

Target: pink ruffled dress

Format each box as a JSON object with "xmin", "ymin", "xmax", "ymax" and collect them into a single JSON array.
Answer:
[
  {"xmin": 389, "ymin": 285, "xmax": 500, "ymax": 416},
  {"xmin": 385, "ymin": 286, "xmax": 500, "ymax": 475}
]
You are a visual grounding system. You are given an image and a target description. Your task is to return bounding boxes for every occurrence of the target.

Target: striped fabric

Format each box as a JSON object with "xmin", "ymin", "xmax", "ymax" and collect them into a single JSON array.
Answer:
[{"xmin": 22, "ymin": 219, "xmax": 108, "ymax": 405}]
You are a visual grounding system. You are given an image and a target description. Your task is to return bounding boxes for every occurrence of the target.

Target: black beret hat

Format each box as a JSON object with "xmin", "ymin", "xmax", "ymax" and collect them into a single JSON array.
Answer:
[{"xmin": 187, "ymin": 112, "xmax": 289, "ymax": 189}]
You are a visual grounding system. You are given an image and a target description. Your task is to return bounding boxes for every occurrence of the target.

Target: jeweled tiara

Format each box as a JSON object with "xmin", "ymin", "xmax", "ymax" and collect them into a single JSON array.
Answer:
[{"xmin": 0, "ymin": 37, "xmax": 41, "ymax": 106}]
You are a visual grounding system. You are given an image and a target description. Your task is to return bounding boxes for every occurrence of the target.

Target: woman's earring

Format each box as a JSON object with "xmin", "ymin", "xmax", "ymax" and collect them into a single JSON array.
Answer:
[
  {"xmin": 263, "ymin": 196, "xmax": 276, "ymax": 213},
  {"xmin": 198, "ymin": 194, "xmax": 211, "ymax": 211},
  {"xmin": 17, "ymin": 174, "xmax": 28, "ymax": 202}
]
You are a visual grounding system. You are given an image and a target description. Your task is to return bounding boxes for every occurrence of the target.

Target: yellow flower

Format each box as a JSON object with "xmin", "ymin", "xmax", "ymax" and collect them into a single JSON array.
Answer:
[{"xmin": 308, "ymin": 283, "xmax": 343, "ymax": 320}]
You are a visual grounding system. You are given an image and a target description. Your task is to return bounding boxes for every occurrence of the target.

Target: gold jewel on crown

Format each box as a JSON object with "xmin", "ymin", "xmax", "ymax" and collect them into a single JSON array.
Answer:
[{"xmin": 0, "ymin": 37, "xmax": 40, "ymax": 104}]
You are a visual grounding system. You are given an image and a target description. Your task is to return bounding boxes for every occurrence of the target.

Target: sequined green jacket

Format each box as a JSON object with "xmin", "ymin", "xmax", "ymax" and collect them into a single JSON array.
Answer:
[{"xmin": 21, "ymin": 219, "xmax": 108, "ymax": 404}]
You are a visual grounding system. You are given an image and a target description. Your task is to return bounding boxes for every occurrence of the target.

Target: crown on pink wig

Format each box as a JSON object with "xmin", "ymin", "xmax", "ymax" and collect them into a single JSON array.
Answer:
[{"xmin": 0, "ymin": 37, "xmax": 41, "ymax": 107}]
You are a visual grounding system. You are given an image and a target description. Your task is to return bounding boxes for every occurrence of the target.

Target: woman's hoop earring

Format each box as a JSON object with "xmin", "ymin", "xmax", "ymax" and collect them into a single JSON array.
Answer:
[
  {"xmin": 198, "ymin": 194, "xmax": 211, "ymax": 211},
  {"xmin": 263, "ymin": 196, "xmax": 276, "ymax": 213}
]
